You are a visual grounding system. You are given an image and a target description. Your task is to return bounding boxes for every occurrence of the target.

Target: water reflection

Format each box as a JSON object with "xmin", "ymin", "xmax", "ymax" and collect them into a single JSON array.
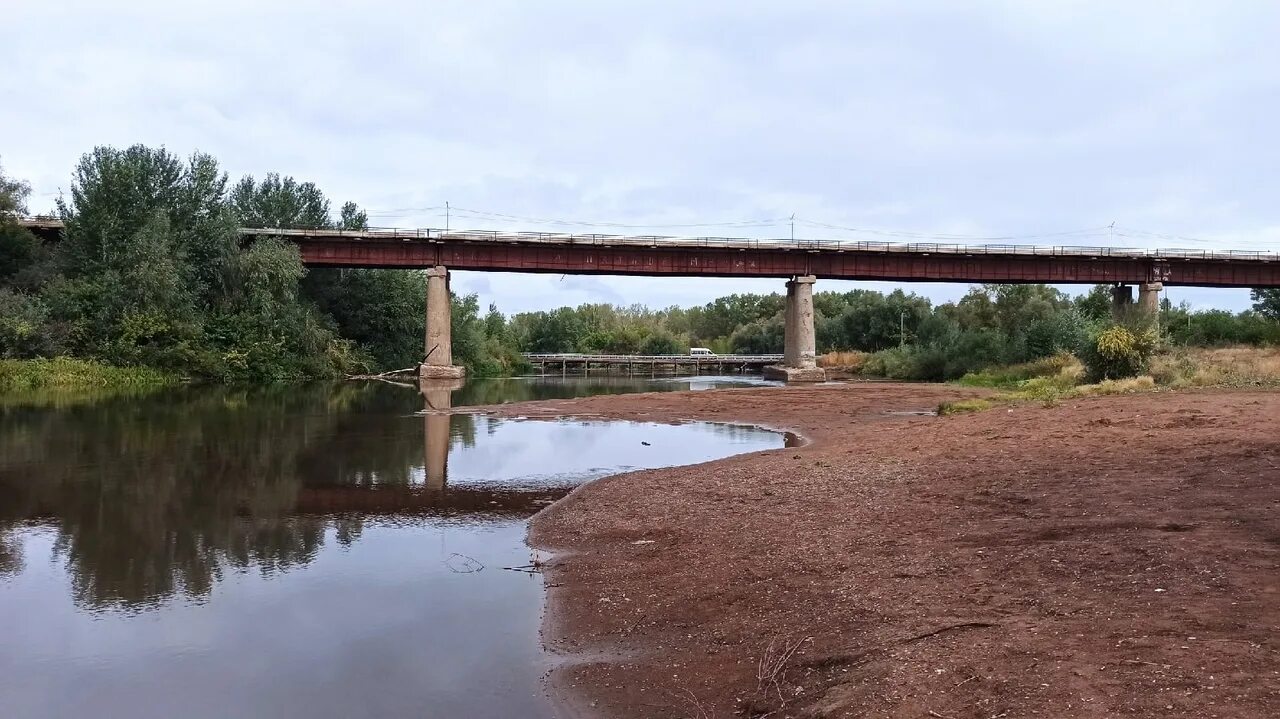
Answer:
[{"xmin": 0, "ymin": 381, "xmax": 784, "ymax": 718}]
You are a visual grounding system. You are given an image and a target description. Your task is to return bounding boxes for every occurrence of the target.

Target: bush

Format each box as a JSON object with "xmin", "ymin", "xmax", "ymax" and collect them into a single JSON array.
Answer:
[
  {"xmin": 958, "ymin": 352, "xmax": 1081, "ymax": 388},
  {"xmin": 0, "ymin": 289, "xmax": 53, "ymax": 358},
  {"xmin": 1079, "ymin": 325, "xmax": 1158, "ymax": 381}
]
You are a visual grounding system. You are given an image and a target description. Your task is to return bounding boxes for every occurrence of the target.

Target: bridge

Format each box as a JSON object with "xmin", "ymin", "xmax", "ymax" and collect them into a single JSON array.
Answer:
[
  {"xmin": 19, "ymin": 217, "xmax": 1280, "ymax": 382},
  {"xmin": 523, "ymin": 353, "xmax": 782, "ymax": 375}
]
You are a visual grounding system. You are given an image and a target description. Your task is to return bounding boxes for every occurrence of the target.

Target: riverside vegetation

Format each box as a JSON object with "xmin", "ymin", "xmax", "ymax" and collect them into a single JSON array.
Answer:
[{"xmin": 3, "ymin": 146, "xmax": 1280, "ymax": 392}]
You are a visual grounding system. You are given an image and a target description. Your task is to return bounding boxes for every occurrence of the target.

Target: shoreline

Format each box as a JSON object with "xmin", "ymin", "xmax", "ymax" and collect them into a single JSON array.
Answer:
[{"xmin": 485, "ymin": 382, "xmax": 1280, "ymax": 718}]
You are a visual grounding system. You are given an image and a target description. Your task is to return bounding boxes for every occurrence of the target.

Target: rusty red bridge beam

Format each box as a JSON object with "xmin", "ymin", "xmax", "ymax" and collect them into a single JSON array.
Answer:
[{"xmin": 18, "ymin": 219, "xmax": 1280, "ymax": 287}]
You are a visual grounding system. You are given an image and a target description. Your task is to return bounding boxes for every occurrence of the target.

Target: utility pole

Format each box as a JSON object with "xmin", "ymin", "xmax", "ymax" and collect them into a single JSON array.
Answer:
[
  {"xmin": 1108, "ymin": 220, "xmax": 1115, "ymax": 244},
  {"xmin": 790, "ymin": 213, "xmax": 795, "ymax": 242},
  {"xmin": 900, "ymin": 310, "xmax": 907, "ymax": 348},
  {"xmin": 445, "ymin": 201, "xmax": 450, "ymax": 233}
]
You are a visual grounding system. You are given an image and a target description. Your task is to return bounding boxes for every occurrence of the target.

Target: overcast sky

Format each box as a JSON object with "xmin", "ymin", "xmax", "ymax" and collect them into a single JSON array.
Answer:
[{"xmin": 6, "ymin": 1, "xmax": 1279, "ymax": 312}]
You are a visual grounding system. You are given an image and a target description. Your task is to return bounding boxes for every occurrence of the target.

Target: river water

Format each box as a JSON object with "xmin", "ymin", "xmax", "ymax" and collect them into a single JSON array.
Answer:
[{"xmin": 0, "ymin": 376, "xmax": 785, "ymax": 718}]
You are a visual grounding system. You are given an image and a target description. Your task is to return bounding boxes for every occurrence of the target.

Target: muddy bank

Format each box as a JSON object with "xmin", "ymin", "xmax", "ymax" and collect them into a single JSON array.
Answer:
[{"xmin": 495, "ymin": 383, "xmax": 1280, "ymax": 718}]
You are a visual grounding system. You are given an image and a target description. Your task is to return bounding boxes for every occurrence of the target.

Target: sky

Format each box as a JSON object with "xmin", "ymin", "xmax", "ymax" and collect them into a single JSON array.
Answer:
[{"xmin": 5, "ymin": 1, "xmax": 1279, "ymax": 313}]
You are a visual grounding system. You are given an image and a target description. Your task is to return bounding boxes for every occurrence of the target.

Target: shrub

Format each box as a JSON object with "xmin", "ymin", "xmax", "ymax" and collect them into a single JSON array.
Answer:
[
  {"xmin": 1075, "ymin": 376, "xmax": 1157, "ymax": 395},
  {"xmin": 1079, "ymin": 325, "xmax": 1158, "ymax": 381},
  {"xmin": 958, "ymin": 352, "xmax": 1082, "ymax": 388}
]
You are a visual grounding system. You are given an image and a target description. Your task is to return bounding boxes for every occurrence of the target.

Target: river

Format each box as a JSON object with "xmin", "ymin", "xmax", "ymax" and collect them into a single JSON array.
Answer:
[{"xmin": 0, "ymin": 376, "xmax": 787, "ymax": 718}]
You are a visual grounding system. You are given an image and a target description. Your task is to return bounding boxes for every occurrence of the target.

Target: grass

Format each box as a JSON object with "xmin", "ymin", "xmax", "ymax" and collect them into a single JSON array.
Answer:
[
  {"xmin": 956, "ymin": 352, "xmax": 1082, "ymax": 389},
  {"xmin": 0, "ymin": 358, "xmax": 180, "ymax": 405},
  {"xmin": 817, "ymin": 350, "xmax": 868, "ymax": 371},
  {"xmin": 938, "ymin": 398, "xmax": 994, "ymax": 415},
  {"xmin": 1149, "ymin": 346, "xmax": 1280, "ymax": 388},
  {"xmin": 939, "ymin": 345, "xmax": 1280, "ymax": 416}
]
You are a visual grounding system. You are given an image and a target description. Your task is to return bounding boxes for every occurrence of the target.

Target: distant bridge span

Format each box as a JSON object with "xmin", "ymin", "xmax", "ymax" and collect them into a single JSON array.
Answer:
[{"xmin": 522, "ymin": 353, "xmax": 782, "ymax": 375}]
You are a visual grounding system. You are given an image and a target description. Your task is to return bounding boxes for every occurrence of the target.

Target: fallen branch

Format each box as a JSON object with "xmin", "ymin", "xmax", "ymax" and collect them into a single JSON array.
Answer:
[
  {"xmin": 346, "ymin": 365, "xmax": 418, "ymax": 380},
  {"xmin": 758, "ymin": 635, "xmax": 810, "ymax": 704},
  {"xmin": 902, "ymin": 621, "xmax": 998, "ymax": 645},
  {"xmin": 444, "ymin": 553, "xmax": 484, "ymax": 573}
]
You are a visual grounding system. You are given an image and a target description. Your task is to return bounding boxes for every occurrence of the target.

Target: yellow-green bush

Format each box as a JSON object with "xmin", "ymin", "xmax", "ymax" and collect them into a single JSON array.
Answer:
[{"xmin": 1079, "ymin": 325, "xmax": 1158, "ymax": 381}]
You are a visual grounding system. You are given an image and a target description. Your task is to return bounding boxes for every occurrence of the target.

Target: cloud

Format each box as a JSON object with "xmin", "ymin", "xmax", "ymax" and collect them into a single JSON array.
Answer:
[{"xmin": 4, "ymin": 0, "xmax": 1276, "ymax": 311}]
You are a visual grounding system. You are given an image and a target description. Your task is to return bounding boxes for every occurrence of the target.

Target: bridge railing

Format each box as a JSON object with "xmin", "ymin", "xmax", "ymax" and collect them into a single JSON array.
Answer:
[
  {"xmin": 19, "ymin": 217, "xmax": 1279, "ymax": 262},
  {"xmin": 268, "ymin": 226, "xmax": 1280, "ymax": 262}
]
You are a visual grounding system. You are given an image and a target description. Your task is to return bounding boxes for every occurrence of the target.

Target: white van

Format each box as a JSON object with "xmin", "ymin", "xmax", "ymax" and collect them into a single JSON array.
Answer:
[{"xmin": 689, "ymin": 347, "xmax": 716, "ymax": 357}]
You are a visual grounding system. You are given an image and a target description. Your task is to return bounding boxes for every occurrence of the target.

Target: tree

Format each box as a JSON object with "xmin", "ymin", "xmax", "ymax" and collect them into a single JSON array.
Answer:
[
  {"xmin": 230, "ymin": 173, "xmax": 330, "ymax": 229},
  {"xmin": 1251, "ymin": 288, "xmax": 1280, "ymax": 321},
  {"xmin": 1075, "ymin": 284, "xmax": 1114, "ymax": 323},
  {"xmin": 0, "ymin": 160, "xmax": 42, "ymax": 287}
]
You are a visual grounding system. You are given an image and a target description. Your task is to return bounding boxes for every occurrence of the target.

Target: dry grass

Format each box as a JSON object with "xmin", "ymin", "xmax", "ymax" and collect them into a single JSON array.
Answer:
[
  {"xmin": 1149, "ymin": 346, "xmax": 1280, "ymax": 388},
  {"xmin": 817, "ymin": 351, "xmax": 868, "ymax": 370},
  {"xmin": 1074, "ymin": 376, "xmax": 1158, "ymax": 396}
]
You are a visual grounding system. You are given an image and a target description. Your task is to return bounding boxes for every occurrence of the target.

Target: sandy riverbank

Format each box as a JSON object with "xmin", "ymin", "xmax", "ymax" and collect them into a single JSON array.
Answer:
[{"xmin": 491, "ymin": 382, "xmax": 1279, "ymax": 718}]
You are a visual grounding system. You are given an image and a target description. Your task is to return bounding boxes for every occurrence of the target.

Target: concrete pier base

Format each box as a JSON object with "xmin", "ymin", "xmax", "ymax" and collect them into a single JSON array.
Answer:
[
  {"xmin": 763, "ymin": 365, "xmax": 827, "ymax": 382},
  {"xmin": 422, "ymin": 266, "xmax": 466, "ymax": 380},
  {"xmin": 419, "ymin": 363, "xmax": 466, "ymax": 380}
]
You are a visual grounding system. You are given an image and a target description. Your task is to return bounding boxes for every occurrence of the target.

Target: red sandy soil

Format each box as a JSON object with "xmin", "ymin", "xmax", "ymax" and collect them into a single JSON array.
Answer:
[{"xmin": 495, "ymin": 383, "xmax": 1280, "ymax": 719}]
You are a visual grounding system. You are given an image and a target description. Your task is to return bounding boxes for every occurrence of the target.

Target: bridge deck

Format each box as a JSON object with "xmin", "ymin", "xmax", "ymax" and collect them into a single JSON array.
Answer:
[{"xmin": 18, "ymin": 218, "xmax": 1280, "ymax": 286}]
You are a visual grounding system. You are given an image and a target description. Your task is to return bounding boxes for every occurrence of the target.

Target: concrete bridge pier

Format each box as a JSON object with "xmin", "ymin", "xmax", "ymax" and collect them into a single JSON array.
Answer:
[
  {"xmin": 764, "ymin": 275, "xmax": 826, "ymax": 382},
  {"xmin": 420, "ymin": 266, "xmax": 466, "ymax": 380},
  {"xmin": 1110, "ymin": 282, "xmax": 1162, "ymax": 325}
]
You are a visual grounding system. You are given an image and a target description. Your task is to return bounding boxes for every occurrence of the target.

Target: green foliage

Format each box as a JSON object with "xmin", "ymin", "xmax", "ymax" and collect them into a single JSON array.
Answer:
[
  {"xmin": 305, "ymin": 269, "xmax": 426, "ymax": 370},
  {"xmin": 1078, "ymin": 324, "xmax": 1158, "ymax": 381},
  {"xmin": 0, "ymin": 146, "xmax": 419, "ymax": 384},
  {"xmin": 937, "ymin": 398, "xmax": 993, "ymax": 415},
  {"xmin": 0, "ymin": 162, "xmax": 44, "ymax": 286},
  {"xmin": 729, "ymin": 317, "xmax": 783, "ymax": 354},
  {"xmin": 510, "ymin": 303, "xmax": 694, "ymax": 356},
  {"xmin": 957, "ymin": 353, "xmax": 1081, "ymax": 388},
  {"xmin": 0, "ymin": 357, "xmax": 178, "ymax": 393},
  {"xmin": 1251, "ymin": 288, "xmax": 1280, "ymax": 321},
  {"xmin": 230, "ymin": 173, "xmax": 330, "ymax": 228},
  {"xmin": 0, "ymin": 289, "xmax": 53, "ymax": 358},
  {"xmin": 638, "ymin": 329, "xmax": 684, "ymax": 355},
  {"xmin": 1074, "ymin": 284, "xmax": 1114, "ymax": 323},
  {"xmin": 451, "ymin": 293, "xmax": 529, "ymax": 377}
]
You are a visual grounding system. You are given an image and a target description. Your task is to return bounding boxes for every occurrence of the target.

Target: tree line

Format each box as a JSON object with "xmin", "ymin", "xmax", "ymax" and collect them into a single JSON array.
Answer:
[{"xmin": 3, "ymin": 145, "xmax": 1279, "ymax": 383}]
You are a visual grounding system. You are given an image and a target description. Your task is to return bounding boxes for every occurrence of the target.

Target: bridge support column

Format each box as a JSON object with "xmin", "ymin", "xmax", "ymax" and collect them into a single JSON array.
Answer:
[
  {"xmin": 765, "ymin": 275, "xmax": 826, "ymax": 382},
  {"xmin": 420, "ymin": 266, "xmax": 466, "ymax": 380},
  {"xmin": 1110, "ymin": 282, "xmax": 1161, "ymax": 327},
  {"xmin": 1110, "ymin": 284, "xmax": 1134, "ymax": 323},
  {"xmin": 1138, "ymin": 281, "xmax": 1162, "ymax": 316}
]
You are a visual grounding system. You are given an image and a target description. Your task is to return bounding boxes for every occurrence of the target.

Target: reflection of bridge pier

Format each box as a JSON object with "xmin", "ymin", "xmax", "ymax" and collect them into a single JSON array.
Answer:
[{"xmin": 421, "ymin": 378, "xmax": 463, "ymax": 492}]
